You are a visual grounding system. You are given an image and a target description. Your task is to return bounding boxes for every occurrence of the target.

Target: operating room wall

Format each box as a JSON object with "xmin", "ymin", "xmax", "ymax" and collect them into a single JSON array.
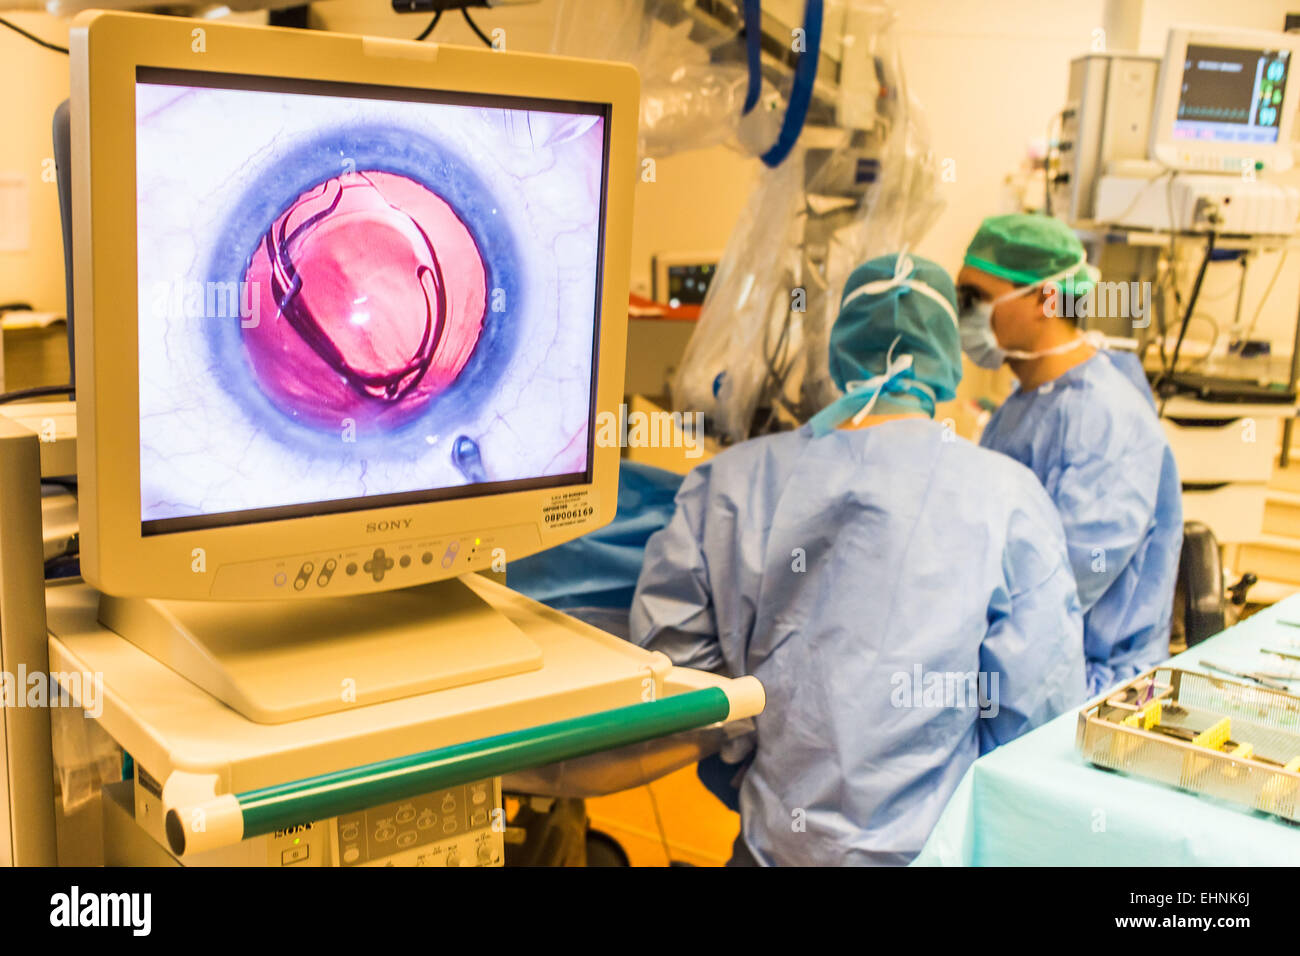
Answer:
[{"xmin": 0, "ymin": 12, "xmax": 72, "ymax": 315}]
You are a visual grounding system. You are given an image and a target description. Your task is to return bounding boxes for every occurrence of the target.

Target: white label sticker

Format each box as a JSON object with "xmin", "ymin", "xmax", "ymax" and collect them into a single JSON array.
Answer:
[{"xmin": 541, "ymin": 488, "xmax": 597, "ymax": 530}]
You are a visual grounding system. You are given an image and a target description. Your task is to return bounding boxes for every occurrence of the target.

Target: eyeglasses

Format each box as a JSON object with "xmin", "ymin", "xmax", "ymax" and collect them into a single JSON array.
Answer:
[{"xmin": 955, "ymin": 285, "xmax": 992, "ymax": 312}]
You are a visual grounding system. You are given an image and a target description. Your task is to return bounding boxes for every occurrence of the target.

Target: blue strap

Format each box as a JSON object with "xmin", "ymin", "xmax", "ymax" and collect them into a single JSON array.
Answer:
[
  {"xmin": 741, "ymin": 0, "xmax": 763, "ymax": 114},
  {"xmin": 759, "ymin": 0, "xmax": 823, "ymax": 168}
]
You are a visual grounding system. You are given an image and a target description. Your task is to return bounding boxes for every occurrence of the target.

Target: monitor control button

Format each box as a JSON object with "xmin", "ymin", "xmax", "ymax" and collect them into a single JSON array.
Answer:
[
  {"xmin": 421, "ymin": 552, "xmax": 433, "ymax": 565},
  {"xmin": 399, "ymin": 555, "xmax": 411, "ymax": 568},
  {"xmin": 317, "ymin": 558, "xmax": 337, "ymax": 588},
  {"xmin": 346, "ymin": 562, "xmax": 358, "ymax": 576},
  {"xmin": 363, "ymin": 548, "xmax": 395, "ymax": 582}
]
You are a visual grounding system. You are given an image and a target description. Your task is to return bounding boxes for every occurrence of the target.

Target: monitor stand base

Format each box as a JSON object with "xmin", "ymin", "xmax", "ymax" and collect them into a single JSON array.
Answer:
[{"xmin": 98, "ymin": 577, "xmax": 543, "ymax": 724}]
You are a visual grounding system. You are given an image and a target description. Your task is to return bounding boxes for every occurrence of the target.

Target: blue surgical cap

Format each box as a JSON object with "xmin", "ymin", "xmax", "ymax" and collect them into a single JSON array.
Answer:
[{"xmin": 827, "ymin": 253, "xmax": 962, "ymax": 405}]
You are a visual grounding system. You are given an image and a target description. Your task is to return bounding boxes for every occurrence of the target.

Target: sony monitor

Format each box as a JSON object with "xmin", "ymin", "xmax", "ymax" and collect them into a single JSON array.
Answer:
[
  {"xmin": 72, "ymin": 11, "xmax": 638, "ymax": 603},
  {"xmin": 69, "ymin": 12, "xmax": 639, "ymax": 721}
]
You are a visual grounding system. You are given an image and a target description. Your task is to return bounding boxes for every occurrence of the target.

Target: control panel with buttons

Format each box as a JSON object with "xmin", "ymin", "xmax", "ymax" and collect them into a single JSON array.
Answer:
[
  {"xmin": 1173, "ymin": 151, "xmax": 1263, "ymax": 174},
  {"xmin": 133, "ymin": 768, "xmax": 501, "ymax": 866},
  {"xmin": 208, "ymin": 523, "xmax": 542, "ymax": 599},
  {"xmin": 330, "ymin": 779, "xmax": 502, "ymax": 867}
]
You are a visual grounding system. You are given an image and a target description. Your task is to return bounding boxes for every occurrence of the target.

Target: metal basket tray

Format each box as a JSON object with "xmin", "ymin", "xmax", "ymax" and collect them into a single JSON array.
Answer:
[{"xmin": 1076, "ymin": 667, "xmax": 1300, "ymax": 823}]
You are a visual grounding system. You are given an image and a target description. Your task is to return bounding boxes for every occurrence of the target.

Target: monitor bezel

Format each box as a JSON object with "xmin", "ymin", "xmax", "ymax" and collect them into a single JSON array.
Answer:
[{"xmin": 72, "ymin": 11, "xmax": 638, "ymax": 600}]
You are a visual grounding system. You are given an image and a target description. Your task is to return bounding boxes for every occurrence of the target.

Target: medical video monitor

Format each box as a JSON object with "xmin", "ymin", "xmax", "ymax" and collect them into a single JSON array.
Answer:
[
  {"xmin": 1153, "ymin": 27, "xmax": 1300, "ymax": 172},
  {"xmin": 71, "ymin": 12, "xmax": 639, "ymax": 600}
]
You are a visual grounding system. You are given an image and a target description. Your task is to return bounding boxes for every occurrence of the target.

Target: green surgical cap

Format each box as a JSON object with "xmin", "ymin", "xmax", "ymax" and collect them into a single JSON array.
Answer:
[
  {"xmin": 827, "ymin": 254, "xmax": 961, "ymax": 405},
  {"xmin": 963, "ymin": 214, "xmax": 1094, "ymax": 297}
]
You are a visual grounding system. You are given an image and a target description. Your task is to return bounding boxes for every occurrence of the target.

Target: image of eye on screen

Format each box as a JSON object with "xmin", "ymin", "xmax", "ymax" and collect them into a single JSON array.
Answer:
[{"xmin": 134, "ymin": 69, "xmax": 608, "ymax": 535}]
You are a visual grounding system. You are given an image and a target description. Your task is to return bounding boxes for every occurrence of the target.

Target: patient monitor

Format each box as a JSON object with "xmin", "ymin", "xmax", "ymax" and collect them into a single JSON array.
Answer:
[
  {"xmin": 1063, "ymin": 25, "xmax": 1300, "ymax": 233},
  {"xmin": 1151, "ymin": 26, "xmax": 1300, "ymax": 174},
  {"xmin": 70, "ymin": 11, "xmax": 639, "ymax": 723}
]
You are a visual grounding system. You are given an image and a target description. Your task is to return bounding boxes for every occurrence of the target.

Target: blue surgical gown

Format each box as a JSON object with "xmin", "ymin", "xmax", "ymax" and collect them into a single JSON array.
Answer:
[
  {"xmin": 630, "ymin": 419, "xmax": 1086, "ymax": 866},
  {"xmin": 506, "ymin": 462, "xmax": 684, "ymax": 639},
  {"xmin": 979, "ymin": 351, "xmax": 1182, "ymax": 696},
  {"xmin": 1103, "ymin": 348, "xmax": 1156, "ymax": 409}
]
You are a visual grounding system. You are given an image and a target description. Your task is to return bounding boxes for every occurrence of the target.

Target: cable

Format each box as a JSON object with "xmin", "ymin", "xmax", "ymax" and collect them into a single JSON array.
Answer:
[
  {"xmin": 1192, "ymin": 252, "xmax": 1249, "ymax": 304},
  {"xmin": 1154, "ymin": 253, "xmax": 1171, "ymax": 376},
  {"xmin": 1240, "ymin": 249, "xmax": 1290, "ymax": 343},
  {"xmin": 415, "ymin": 9, "xmax": 442, "ymax": 41},
  {"xmin": 756, "ymin": 283, "xmax": 797, "ymax": 434},
  {"xmin": 1044, "ymin": 128, "xmax": 1053, "ymax": 215},
  {"xmin": 0, "ymin": 16, "xmax": 68, "ymax": 54},
  {"xmin": 643, "ymin": 783, "xmax": 676, "ymax": 867},
  {"xmin": 0, "ymin": 384, "xmax": 74, "ymax": 405},
  {"xmin": 1164, "ymin": 172, "xmax": 1182, "ymax": 293},
  {"xmin": 1044, "ymin": 112, "xmax": 1061, "ymax": 216},
  {"xmin": 461, "ymin": 7, "xmax": 492, "ymax": 48},
  {"xmin": 1181, "ymin": 313, "xmax": 1221, "ymax": 370},
  {"xmin": 1165, "ymin": 229, "xmax": 1217, "ymax": 383}
]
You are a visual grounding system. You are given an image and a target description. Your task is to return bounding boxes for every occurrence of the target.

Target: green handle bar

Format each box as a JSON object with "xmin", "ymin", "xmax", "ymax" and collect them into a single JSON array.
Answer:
[{"xmin": 167, "ymin": 687, "xmax": 732, "ymax": 854}]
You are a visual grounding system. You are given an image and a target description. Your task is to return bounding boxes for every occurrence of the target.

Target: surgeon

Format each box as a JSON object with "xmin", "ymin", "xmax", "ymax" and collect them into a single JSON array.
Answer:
[
  {"xmin": 630, "ymin": 253, "xmax": 1086, "ymax": 866},
  {"xmin": 956, "ymin": 214, "xmax": 1182, "ymax": 695}
]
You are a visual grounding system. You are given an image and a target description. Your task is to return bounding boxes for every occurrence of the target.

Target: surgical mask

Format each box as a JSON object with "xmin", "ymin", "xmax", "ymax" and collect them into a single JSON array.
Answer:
[
  {"xmin": 959, "ymin": 299, "xmax": 1004, "ymax": 370},
  {"xmin": 958, "ymin": 255, "xmax": 1100, "ymax": 369}
]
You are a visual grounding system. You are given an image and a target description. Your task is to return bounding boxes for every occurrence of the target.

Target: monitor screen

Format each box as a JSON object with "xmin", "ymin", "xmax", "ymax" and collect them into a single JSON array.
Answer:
[
  {"xmin": 666, "ymin": 263, "xmax": 715, "ymax": 307},
  {"xmin": 1172, "ymin": 43, "xmax": 1290, "ymax": 145},
  {"xmin": 134, "ymin": 68, "xmax": 609, "ymax": 536}
]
